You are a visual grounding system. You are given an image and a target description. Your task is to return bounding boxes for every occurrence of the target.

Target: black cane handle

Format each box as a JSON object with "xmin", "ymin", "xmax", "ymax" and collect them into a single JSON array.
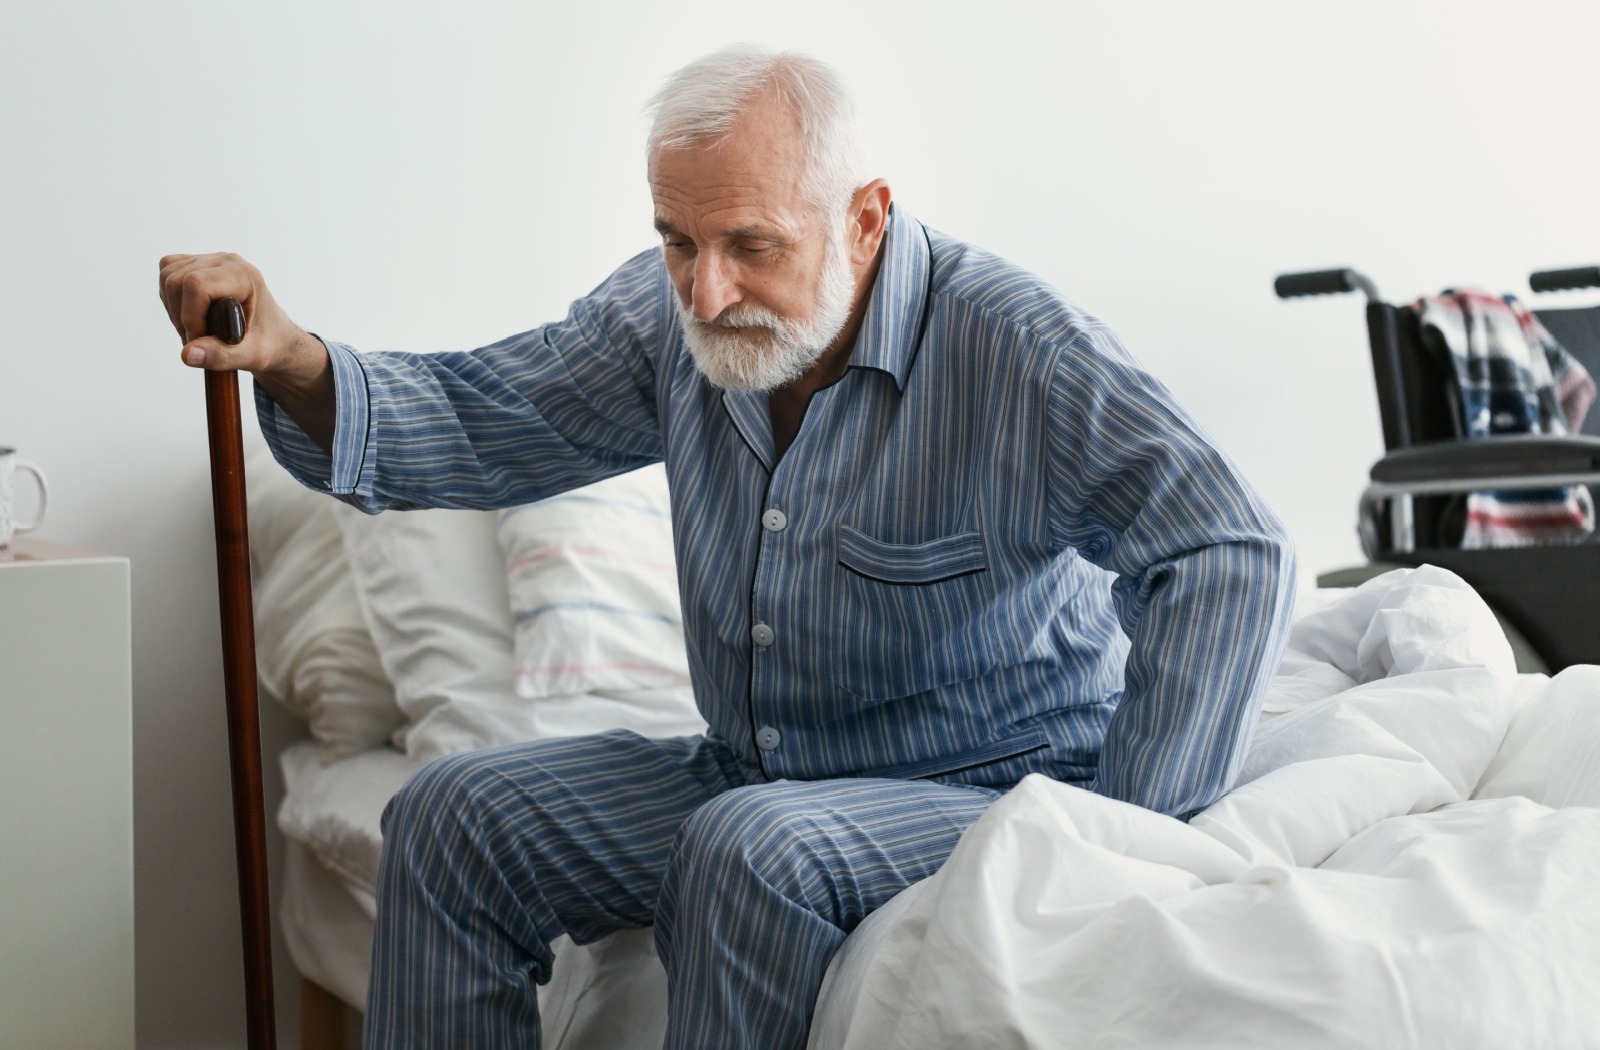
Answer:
[{"xmin": 208, "ymin": 296, "xmax": 247, "ymax": 345}]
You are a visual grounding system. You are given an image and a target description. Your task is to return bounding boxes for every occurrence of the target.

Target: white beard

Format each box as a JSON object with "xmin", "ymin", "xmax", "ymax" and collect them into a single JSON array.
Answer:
[{"xmin": 677, "ymin": 235, "xmax": 857, "ymax": 392}]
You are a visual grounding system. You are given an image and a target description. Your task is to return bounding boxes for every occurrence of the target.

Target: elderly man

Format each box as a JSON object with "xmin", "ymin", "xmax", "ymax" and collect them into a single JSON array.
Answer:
[{"xmin": 161, "ymin": 45, "xmax": 1293, "ymax": 1050}]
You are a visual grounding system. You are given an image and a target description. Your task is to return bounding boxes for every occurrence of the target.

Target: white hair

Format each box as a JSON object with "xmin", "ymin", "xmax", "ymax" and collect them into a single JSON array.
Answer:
[{"xmin": 644, "ymin": 45, "xmax": 868, "ymax": 217}]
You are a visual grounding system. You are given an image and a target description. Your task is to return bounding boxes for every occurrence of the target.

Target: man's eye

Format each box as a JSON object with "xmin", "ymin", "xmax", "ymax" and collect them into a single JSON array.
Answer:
[
  {"xmin": 737, "ymin": 245, "xmax": 769, "ymax": 256},
  {"xmin": 665, "ymin": 240, "xmax": 694, "ymax": 253}
]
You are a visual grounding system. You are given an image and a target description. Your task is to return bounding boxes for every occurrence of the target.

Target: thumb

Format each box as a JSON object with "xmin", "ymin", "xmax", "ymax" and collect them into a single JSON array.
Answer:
[{"xmin": 180, "ymin": 335, "xmax": 246, "ymax": 371}]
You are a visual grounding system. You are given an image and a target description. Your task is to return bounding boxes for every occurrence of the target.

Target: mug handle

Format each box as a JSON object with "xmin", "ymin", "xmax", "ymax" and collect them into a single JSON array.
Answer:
[{"xmin": 14, "ymin": 460, "xmax": 48, "ymax": 534}]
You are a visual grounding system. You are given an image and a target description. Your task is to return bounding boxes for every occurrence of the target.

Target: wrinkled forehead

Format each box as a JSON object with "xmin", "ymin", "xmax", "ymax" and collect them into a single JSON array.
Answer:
[{"xmin": 647, "ymin": 97, "xmax": 818, "ymax": 237}]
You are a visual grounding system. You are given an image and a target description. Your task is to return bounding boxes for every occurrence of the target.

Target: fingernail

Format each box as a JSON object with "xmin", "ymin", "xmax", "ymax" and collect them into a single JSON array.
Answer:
[{"xmin": 187, "ymin": 346, "xmax": 206, "ymax": 367}]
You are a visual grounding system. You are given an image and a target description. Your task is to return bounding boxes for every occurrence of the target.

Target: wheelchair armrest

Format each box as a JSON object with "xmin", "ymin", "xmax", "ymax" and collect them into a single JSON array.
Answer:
[{"xmin": 1367, "ymin": 435, "xmax": 1600, "ymax": 497}]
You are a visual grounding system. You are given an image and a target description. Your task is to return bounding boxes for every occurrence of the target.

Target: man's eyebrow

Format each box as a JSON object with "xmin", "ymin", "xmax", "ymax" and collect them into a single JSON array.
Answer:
[
  {"xmin": 724, "ymin": 226, "xmax": 782, "ymax": 242},
  {"xmin": 651, "ymin": 219, "xmax": 785, "ymax": 242}
]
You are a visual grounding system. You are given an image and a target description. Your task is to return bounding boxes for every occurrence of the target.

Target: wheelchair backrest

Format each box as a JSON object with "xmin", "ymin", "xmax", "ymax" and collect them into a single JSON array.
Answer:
[
  {"xmin": 1364, "ymin": 302, "xmax": 1462, "ymax": 452},
  {"xmin": 1366, "ymin": 301, "xmax": 1600, "ymax": 451}
]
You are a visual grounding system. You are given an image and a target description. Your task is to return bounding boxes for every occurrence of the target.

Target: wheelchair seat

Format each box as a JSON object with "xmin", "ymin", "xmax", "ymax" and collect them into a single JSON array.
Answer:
[{"xmin": 1276, "ymin": 266, "xmax": 1600, "ymax": 671}]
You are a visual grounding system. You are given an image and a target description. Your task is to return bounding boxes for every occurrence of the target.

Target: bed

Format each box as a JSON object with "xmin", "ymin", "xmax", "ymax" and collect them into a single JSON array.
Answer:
[{"xmin": 246, "ymin": 443, "xmax": 1600, "ymax": 1049}]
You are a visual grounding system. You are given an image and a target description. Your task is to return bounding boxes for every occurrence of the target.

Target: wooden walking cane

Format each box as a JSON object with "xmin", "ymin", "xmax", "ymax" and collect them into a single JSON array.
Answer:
[{"xmin": 203, "ymin": 295, "xmax": 278, "ymax": 1050}]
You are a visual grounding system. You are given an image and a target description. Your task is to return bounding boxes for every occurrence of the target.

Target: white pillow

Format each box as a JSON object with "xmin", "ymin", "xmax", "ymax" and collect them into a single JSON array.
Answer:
[
  {"xmin": 245, "ymin": 441, "xmax": 403, "ymax": 763},
  {"xmin": 332, "ymin": 502, "xmax": 516, "ymax": 756},
  {"xmin": 498, "ymin": 464, "xmax": 692, "ymax": 700}
]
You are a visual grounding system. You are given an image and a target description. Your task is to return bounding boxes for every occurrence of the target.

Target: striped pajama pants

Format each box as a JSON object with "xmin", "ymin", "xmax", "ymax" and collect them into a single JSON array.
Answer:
[{"xmin": 362, "ymin": 729, "xmax": 999, "ymax": 1049}]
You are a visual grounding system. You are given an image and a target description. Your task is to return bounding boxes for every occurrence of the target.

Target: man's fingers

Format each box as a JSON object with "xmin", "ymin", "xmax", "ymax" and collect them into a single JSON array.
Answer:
[
  {"xmin": 157, "ymin": 252, "xmax": 257, "ymax": 341},
  {"xmin": 160, "ymin": 256, "xmax": 216, "ymax": 337},
  {"xmin": 175, "ymin": 267, "xmax": 253, "ymax": 344},
  {"xmin": 158, "ymin": 256, "xmax": 195, "ymax": 335}
]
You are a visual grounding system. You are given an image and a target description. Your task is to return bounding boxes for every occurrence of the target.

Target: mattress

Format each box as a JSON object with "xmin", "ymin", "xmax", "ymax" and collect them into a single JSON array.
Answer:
[
  {"xmin": 277, "ymin": 740, "xmax": 404, "ymax": 1013},
  {"xmin": 281, "ymin": 836, "xmax": 380, "ymax": 1012}
]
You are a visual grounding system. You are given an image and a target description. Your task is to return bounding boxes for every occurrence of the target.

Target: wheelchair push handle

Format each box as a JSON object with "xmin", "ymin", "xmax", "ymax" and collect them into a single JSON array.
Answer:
[
  {"xmin": 1530, "ymin": 266, "xmax": 1600, "ymax": 293},
  {"xmin": 1274, "ymin": 268, "xmax": 1380, "ymax": 302}
]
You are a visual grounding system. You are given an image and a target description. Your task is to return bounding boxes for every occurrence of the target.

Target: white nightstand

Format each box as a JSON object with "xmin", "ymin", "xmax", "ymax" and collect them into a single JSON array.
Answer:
[{"xmin": 0, "ymin": 537, "xmax": 134, "ymax": 1048}]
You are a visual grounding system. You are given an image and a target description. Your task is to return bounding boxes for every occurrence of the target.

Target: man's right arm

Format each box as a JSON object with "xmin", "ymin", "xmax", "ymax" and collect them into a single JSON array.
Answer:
[
  {"xmin": 158, "ymin": 252, "xmax": 339, "ymax": 453},
  {"xmin": 157, "ymin": 250, "xmax": 669, "ymax": 512}
]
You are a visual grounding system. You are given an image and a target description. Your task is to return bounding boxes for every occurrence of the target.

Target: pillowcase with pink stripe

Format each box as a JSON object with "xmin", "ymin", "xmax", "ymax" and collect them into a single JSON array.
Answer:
[{"xmin": 497, "ymin": 464, "xmax": 693, "ymax": 701}]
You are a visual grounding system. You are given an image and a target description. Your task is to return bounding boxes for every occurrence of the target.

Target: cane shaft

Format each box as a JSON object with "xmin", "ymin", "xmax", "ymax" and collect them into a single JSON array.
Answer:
[{"xmin": 204, "ymin": 315, "xmax": 277, "ymax": 1048}]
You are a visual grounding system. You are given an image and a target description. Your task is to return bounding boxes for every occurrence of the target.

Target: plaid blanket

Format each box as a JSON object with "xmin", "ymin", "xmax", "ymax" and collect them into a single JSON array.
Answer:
[{"xmin": 1417, "ymin": 289, "xmax": 1596, "ymax": 548}]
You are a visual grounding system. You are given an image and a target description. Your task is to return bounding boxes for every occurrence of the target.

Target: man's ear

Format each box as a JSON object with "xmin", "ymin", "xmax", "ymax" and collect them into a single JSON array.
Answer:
[{"xmin": 848, "ymin": 180, "xmax": 892, "ymax": 266}]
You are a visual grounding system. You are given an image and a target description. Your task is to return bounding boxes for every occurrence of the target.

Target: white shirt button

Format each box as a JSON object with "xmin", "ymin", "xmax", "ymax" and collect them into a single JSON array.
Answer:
[
  {"xmin": 750, "ymin": 623, "xmax": 775, "ymax": 647},
  {"xmin": 762, "ymin": 509, "xmax": 788, "ymax": 532},
  {"xmin": 755, "ymin": 725, "xmax": 782, "ymax": 750}
]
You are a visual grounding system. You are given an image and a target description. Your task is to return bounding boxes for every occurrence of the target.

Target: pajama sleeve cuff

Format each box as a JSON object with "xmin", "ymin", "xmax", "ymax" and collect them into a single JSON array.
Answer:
[{"xmin": 253, "ymin": 336, "xmax": 372, "ymax": 497}]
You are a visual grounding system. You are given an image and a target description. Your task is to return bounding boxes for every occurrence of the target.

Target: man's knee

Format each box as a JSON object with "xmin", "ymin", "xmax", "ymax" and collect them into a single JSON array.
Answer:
[
  {"xmin": 383, "ymin": 749, "xmax": 474, "ymax": 825},
  {"xmin": 665, "ymin": 787, "xmax": 823, "ymax": 900},
  {"xmin": 379, "ymin": 747, "xmax": 531, "ymax": 857}
]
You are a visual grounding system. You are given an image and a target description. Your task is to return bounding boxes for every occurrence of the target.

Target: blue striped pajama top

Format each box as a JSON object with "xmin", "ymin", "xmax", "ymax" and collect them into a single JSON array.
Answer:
[{"xmin": 258, "ymin": 205, "xmax": 1296, "ymax": 819}]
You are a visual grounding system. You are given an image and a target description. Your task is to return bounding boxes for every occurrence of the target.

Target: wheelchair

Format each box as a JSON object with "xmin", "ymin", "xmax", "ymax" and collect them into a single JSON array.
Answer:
[{"xmin": 1275, "ymin": 264, "xmax": 1600, "ymax": 671}]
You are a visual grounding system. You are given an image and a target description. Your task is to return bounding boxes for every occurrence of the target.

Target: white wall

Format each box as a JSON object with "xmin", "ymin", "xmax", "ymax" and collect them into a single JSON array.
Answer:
[{"xmin": 2, "ymin": 1, "xmax": 1597, "ymax": 1045}]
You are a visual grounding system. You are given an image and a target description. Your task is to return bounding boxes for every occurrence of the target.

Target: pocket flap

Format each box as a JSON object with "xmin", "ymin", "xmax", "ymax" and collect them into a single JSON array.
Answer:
[{"xmin": 837, "ymin": 526, "xmax": 988, "ymax": 585}]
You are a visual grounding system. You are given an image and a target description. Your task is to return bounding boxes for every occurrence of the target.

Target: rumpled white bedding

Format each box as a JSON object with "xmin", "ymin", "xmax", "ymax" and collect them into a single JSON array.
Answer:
[{"xmin": 808, "ymin": 566, "xmax": 1600, "ymax": 1049}]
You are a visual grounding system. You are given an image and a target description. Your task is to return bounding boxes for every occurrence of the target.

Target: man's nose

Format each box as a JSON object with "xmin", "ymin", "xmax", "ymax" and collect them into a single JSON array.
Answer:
[{"xmin": 690, "ymin": 251, "xmax": 740, "ymax": 322}]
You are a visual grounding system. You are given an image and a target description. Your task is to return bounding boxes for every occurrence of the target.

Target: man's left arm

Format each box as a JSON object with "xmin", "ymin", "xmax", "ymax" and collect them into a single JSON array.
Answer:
[{"xmin": 1043, "ymin": 323, "xmax": 1296, "ymax": 819}]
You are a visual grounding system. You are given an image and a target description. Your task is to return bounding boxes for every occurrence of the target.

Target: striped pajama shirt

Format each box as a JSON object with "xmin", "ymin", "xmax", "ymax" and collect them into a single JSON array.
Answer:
[{"xmin": 260, "ymin": 205, "xmax": 1295, "ymax": 1047}]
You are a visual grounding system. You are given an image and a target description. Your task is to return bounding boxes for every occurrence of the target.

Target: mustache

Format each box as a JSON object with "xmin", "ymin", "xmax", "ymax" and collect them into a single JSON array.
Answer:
[{"xmin": 683, "ymin": 305, "xmax": 785, "ymax": 333}]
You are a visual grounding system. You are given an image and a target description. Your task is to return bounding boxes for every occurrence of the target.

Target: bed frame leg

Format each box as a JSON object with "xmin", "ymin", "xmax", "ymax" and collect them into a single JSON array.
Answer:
[{"xmin": 301, "ymin": 976, "xmax": 355, "ymax": 1050}]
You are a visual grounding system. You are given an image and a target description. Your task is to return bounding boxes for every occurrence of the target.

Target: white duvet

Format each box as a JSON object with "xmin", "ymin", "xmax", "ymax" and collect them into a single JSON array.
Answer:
[{"xmin": 809, "ymin": 566, "xmax": 1600, "ymax": 1049}]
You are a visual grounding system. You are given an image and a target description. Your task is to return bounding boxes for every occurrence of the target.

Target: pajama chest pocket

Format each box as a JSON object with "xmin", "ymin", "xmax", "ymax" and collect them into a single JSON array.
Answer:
[{"xmin": 833, "ymin": 526, "xmax": 997, "ymax": 701}]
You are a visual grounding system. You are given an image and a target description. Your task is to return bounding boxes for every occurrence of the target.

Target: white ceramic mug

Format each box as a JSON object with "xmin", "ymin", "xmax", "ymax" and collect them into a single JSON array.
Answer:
[{"xmin": 0, "ymin": 447, "xmax": 49, "ymax": 547}]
